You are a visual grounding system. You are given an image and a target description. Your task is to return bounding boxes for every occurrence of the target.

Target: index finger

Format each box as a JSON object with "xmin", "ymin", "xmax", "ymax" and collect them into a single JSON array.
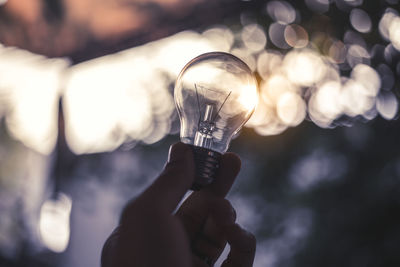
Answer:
[{"xmin": 120, "ymin": 142, "xmax": 194, "ymax": 225}]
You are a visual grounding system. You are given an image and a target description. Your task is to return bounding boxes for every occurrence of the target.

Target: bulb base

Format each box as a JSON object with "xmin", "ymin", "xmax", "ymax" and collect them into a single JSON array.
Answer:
[{"xmin": 189, "ymin": 145, "xmax": 222, "ymax": 191}]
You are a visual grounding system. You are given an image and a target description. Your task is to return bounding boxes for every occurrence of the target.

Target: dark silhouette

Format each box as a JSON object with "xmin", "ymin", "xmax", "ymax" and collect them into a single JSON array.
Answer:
[{"xmin": 101, "ymin": 142, "xmax": 256, "ymax": 267}]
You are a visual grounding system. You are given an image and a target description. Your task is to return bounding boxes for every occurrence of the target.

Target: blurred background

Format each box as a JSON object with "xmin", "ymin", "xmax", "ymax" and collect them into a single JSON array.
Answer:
[{"xmin": 0, "ymin": 0, "xmax": 400, "ymax": 266}]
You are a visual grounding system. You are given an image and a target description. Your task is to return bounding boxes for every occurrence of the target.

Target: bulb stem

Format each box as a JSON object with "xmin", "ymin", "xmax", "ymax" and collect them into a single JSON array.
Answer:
[{"xmin": 189, "ymin": 145, "xmax": 221, "ymax": 190}]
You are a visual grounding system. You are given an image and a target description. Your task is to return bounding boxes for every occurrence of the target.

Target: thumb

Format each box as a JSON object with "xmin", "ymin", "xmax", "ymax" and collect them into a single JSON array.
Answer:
[{"xmin": 137, "ymin": 142, "xmax": 195, "ymax": 214}]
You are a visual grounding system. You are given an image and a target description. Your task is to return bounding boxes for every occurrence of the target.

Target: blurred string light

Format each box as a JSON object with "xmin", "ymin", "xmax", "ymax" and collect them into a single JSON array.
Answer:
[
  {"xmin": 64, "ymin": 31, "xmax": 222, "ymax": 154},
  {"xmin": 38, "ymin": 193, "xmax": 72, "ymax": 253}
]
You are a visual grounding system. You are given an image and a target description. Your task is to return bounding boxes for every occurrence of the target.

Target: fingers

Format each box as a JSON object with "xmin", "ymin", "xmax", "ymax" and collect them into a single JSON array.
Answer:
[
  {"xmin": 121, "ymin": 142, "xmax": 194, "ymax": 224},
  {"xmin": 139, "ymin": 142, "xmax": 195, "ymax": 212},
  {"xmin": 221, "ymin": 224, "xmax": 256, "ymax": 267},
  {"xmin": 191, "ymin": 199, "xmax": 236, "ymax": 264},
  {"xmin": 175, "ymin": 153, "xmax": 241, "ymax": 239},
  {"xmin": 101, "ymin": 227, "xmax": 121, "ymax": 267}
]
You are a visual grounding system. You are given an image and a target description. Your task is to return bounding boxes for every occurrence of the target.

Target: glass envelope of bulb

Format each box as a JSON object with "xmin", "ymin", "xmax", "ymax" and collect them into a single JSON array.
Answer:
[{"xmin": 174, "ymin": 52, "xmax": 258, "ymax": 153}]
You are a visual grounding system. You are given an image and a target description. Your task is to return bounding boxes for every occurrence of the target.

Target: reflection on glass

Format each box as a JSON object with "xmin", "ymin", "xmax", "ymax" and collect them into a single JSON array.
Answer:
[{"xmin": 174, "ymin": 52, "xmax": 258, "ymax": 153}]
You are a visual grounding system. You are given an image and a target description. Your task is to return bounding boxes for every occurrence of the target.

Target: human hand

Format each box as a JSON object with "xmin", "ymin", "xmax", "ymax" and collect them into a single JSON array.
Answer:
[{"xmin": 101, "ymin": 142, "xmax": 256, "ymax": 267}]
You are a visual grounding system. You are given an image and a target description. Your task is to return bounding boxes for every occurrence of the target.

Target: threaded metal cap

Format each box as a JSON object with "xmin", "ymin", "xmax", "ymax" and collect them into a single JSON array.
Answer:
[{"xmin": 189, "ymin": 145, "xmax": 222, "ymax": 190}]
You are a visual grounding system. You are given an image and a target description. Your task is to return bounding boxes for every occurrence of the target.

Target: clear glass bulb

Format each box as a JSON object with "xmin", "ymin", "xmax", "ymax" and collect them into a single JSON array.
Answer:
[{"xmin": 174, "ymin": 52, "xmax": 258, "ymax": 189}]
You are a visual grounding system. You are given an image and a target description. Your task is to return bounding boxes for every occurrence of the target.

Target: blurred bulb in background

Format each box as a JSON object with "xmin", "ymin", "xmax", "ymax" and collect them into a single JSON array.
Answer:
[{"xmin": 174, "ymin": 52, "xmax": 258, "ymax": 189}]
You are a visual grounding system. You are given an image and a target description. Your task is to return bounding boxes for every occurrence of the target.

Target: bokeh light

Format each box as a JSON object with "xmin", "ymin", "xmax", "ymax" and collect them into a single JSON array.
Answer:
[
  {"xmin": 241, "ymin": 24, "xmax": 267, "ymax": 52},
  {"xmin": 0, "ymin": 46, "xmax": 69, "ymax": 154},
  {"xmin": 266, "ymin": 1, "xmax": 296, "ymax": 25},
  {"xmin": 0, "ymin": 2, "xmax": 397, "ymax": 145},
  {"xmin": 350, "ymin": 8, "xmax": 372, "ymax": 33},
  {"xmin": 388, "ymin": 15, "xmax": 400, "ymax": 50},
  {"xmin": 39, "ymin": 193, "xmax": 72, "ymax": 253},
  {"xmin": 376, "ymin": 91, "xmax": 399, "ymax": 120},
  {"xmin": 269, "ymin": 22, "xmax": 291, "ymax": 49},
  {"xmin": 64, "ymin": 31, "xmax": 220, "ymax": 154},
  {"xmin": 284, "ymin": 24, "xmax": 309, "ymax": 48},
  {"xmin": 379, "ymin": 8, "xmax": 398, "ymax": 41},
  {"xmin": 283, "ymin": 49, "xmax": 326, "ymax": 87}
]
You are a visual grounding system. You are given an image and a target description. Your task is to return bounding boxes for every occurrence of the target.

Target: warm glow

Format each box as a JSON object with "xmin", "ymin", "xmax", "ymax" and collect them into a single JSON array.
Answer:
[
  {"xmin": 230, "ymin": 48, "xmax": 257, "ymax": 71},
  {"xmin": 283, "ymin": 49, "xmax": 326, "ymax": 86},
  {"xmin": 239, "ymin": 85, "xmax": 259, "ymax": 111},
  {"xmin": 341, "ymin": 79, "xmax": 375, "ymax": 117},
  {"xmin": 308, "ymin": 81, "xmax": 342, "ymax": 127},
  {"xmin": 0, "ymin": 13, "xmax": 392, "ymax": 147},
  {"xmin": 64, "ymin": 55, "xmax": 154, "ymax": 154},
  {"xmin": 64, "ymin": 31, "xmax": 219, "ymax": 154},
  {"xmin": 154, "ymin": 31, "xmax": 223, "ymax": 77},
  {"xmin": 351, "ymin": 64, "xmax": 381, "ymax": 96},
  {"xmin": 277, "ymin": 92, "xmax": 306, "ymax": 126},
  {"xmin": 202, "ymin": 26, "xmax": 234, "ymax": 52},
  {"xmin": 246, "ymin": 98, "xmax": 274, "ymax": 128},
  {"xmin": 256, "ymin": 50, "xmax": 283, "ymax": 80},
  {"xmin": 261, "ymin": 74, "xmax": 296, "ymax": 104}
]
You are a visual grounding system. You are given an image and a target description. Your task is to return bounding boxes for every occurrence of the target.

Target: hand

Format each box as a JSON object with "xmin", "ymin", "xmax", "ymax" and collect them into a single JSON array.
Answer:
[{"xmin": 101, "ymin": 142, "xmax": 256, "ymax": 267}]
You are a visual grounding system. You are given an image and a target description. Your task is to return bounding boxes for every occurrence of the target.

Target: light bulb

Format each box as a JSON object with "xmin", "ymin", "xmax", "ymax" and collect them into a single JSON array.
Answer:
[{"xmin": 174, "ymin": 52, "xmax": 258, "ymax": 190}]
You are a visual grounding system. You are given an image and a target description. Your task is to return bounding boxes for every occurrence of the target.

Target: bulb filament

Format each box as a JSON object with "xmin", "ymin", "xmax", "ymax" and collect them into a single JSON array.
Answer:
[{"xmin": 194, "ymin": 83, "xmax": 232, "ymax": 149}]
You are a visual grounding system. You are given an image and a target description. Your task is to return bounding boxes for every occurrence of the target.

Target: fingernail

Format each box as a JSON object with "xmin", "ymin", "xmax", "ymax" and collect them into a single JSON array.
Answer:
[{"xmin": 168, "ymin": 142, "xmax": 189, "ymax": 163}]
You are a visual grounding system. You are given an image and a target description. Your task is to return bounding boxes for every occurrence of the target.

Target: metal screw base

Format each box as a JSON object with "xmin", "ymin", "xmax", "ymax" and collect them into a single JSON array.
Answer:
[{"xmin": 189, "ymin": 145, "xmax": 222, "ymax": 191}]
